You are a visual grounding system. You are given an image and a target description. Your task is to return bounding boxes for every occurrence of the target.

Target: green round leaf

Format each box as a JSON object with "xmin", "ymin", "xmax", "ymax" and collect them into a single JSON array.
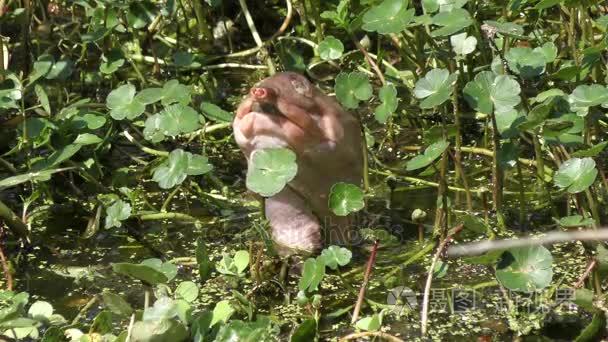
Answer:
[
  {"xmin": 558, "ymin": 215, "xmax": 595, "ymax": 228},
  {"xmin": 298, "ymin": 257, "xmax": 326, "ymax": 292},
  {"xmin": 144, "ymin": 104, "xmax": 201, "ymax": 141},
  {"xmin": 211, "ymin": 300, "xmax": 235, "ymax": 327},
  {"xmin": 233, "ymin": 250, "xmax": 250, "ymax": 275},
  {"xmin": 105, "ymin": 199, "xmax": 131, "ymax": 228},
  {"xmin": 101, "ymin": 291, "xmax": 134, "ymax": 316},
  {"xmin": 81, "ymin": 113, "xmax": 107, "ymax": 129},
  {"xmin": 74, "ymin": 133, "xmax": 103, "ymax": 145},
  {"xmin": 406, "ymin": 140, "xmax": 449, "ymax": 171},
  {"xmin": 495, "ymin": 246, "xmax": 553, "ymax": 293},
  {"xmin": 318, "ymin": 36, "xmax": 344, "ymax": 60},
  {"xmin": 161, "ymin": 79, "xmax": 191, "ymax": 106},
  {"xmin": 28, "ymin": 301, "xmax": 53, "ymax": 320},
  {"xmin": 553, "ymin": 157, "xmax": 598, "ymax": 193},
  {"xmin": 107, "ymin": 84, "xmax": 145, "ymax": 120},
  {"xmin": 246, "ymin": 148, "xmax": 298, "ymax": 197},
  {"xmin": 451, "ymin": 32, "xmax": 477, "ymax": 55},
  {"xmin": 569, "ymin": 84, "xmax": 608, "ymax": 112},
  {"xmin": 320, "ymin": 246, "xmax": 352, "ymax": 270},
  {"xmin": 355, "ymin": 314, "xmax": 381, "ymax": 331},
  {"xmin": 492, "ymin": 75, "xmax": 522, "ymax": 111},
  {"xmin": 362, "ymin": 0, "xmax": 415, "ymax": 34},
  {"xmin": 136, "ymin": 88, "xmax": 164, "ymax": 105},
  {"xmin": 107, "ymin": 84, "xmax": 136, "ymax": 110},
  {"xmin": 413, "ymin": 69, "xmax": 457, "ymax": 109},
  {"xmin": 112, "ymin": 262, "xmax": 169, "ymax": 285},
  {"xmin": 335, "ymin": 72, "xmax": 373, "ymax": 109},
  {"xmin": 463, "ymin": 71, "xmax": 496, "ymax": 114},
  {"xmin": 100, "ymin": 49, "xmax": 125, "ymax": 74},
  {"xmin": 505, "ymin": 47, "xmax": 547, "ymax": 79},
  {"xmin": 291, "ymin": 319, "xmax": 316, "ymax": 342},
  {"xmin": 536, "ymin": 42, "xmax": 557, "ymax": 63},
  {"xmin": 175, "ymin": 281, "xmax": 199, "ymax": 302},
  {"xmin": 200, "ymin": 102, "xmax": 234, "ymax": 123},
  {"xmin": 328, "ymin": 182, "xmax": 365, "ymax": 216},
  {"xmin": 374, "ymin": 83, "xmax": 399, "ymax": 124},
  {"xmin": 431, "ymin": 8, "xmax": 472, "ymax": 36},
  {"xmin": 141, "ymin": 258, "xmax": 178, "ymax": 281},
  {"xmin": 153, "ymin": 149, "xmax": 212, "ymax": 189}
]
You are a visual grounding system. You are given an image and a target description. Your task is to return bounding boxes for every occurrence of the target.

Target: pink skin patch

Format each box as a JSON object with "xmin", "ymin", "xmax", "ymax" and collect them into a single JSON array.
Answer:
[{"xmin": 251, "ymin": 87, "xmax": 270, "ymax": 99}]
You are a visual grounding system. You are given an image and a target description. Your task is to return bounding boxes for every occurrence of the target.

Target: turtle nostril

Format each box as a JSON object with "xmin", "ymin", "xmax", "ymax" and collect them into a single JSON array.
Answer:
[{"xmin": 251, "ymin": 87, "xmax": 268, "ymax": 98}]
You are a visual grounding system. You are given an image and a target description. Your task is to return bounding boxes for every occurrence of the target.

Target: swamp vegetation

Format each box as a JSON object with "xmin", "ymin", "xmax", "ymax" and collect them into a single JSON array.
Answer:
[{"xmin": 1, "ymin": 0, "xmax": 608, "ymax": 341}]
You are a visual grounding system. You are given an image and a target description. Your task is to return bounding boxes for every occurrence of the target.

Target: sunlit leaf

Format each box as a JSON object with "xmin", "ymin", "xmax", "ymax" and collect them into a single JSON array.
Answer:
[
  {"xmin": 431, "ymin": 8, "xmax": 472, "ymax": 36},
  {"xmin": 328, "ymin": 182, "xmax": 365, "ymax": 216},
  {"xmin": 161, "ymin": 79, "xmax": 191, "ymax": 106},
  {"xmin": 413, "ymin": 68, "xmax": 457, "ymax": 108},
  {"xmin": 495, "ymin": 246, "xmax": 553, "ymax": 293},
  {"xmin": 210, "ymin": 300, "xmax": 234, "ymax": 327},
  {"xmin": 99, "ymin": 49, "xmax": 125, "ymax": 74},
  {"xmin": 106, "ymin": 84, "xmax": 145, "ymax": 120},
  {"xmin": 318, "ymin": 36, "xmax": 344, "ymax": 60},
  {"xmin": 152, "ymin": 149, "xmax": 213, "ymax": 189},
  {"xmin": 101, "ymin": 291, "xmax": 133, "ymax": 317},
  {"xmin": 175, "ymin": 281, "xmax": 199, "ymax": 303},
  {"xmin": 553, "ymin": 157, "xmax": 598, "ymax": 193},
  {"xmin": 112, "ymin": 262, "xmax": 168, "ymax": 285},
  {"xmin": 406, "ymin": 140, "xmax": 449, "ymax": 171},
  {"xmin": 320, "ymin": 246, "xmax": 352, "ymax": 270},
  {"xmin": 571, "ymin": 141, "xmax": 608, "ymax": 158},
  {"xmin": 28, "ymin": 301, "xmax": 53, "ymax": 320},
  {"xmin": 299, "ymin": 257, "xmax": 325, "ymax": 292},
  {"xmin": 246, "ymin": 148, "xmax": 298, "ymax": 197},
  {"xmin": 569, "ymin": 84, "xmax": 608, "ymax": 115},
  {"xmin": 451, "ymin": 32, "xmax": 477, "ymax": 56},
  {"xmin": 200, "ymin": 102, "xmax": 233, "ymax": 122},
  {"xmin": 463, "ymin": 71, "xmax": 521, "ymax": 114},
  {"xmin": 335, "ymin": 72, "xmax": 373, "ymax": 109},
  {"xmin": 374, "ymin": 83, "xmax": 399, "ymax": 124},
  {"xmin": 362, "ymin": 0, "xmax": 415, "ymax": 34},
  {"xmin": 105, "ymin": 199, "xmax": 131, "ymax": 228},
  {"xmin": 355, "ymin": 314, "xmax": 381, "ymax": 331},
  {"xmin": 558, "ymin": 215, "xmax": 595, "ymax": 228},
  {"xmin": 505, "ymin": 47, "xmax": 547, "ymax": 78}
]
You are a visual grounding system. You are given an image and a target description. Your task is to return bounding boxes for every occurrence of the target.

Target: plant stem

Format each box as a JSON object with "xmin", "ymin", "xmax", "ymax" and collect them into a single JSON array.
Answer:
[
  {"xmin": 351, "ymin": 240, "xmax": 379, "ymax": 324},
  {"xmin": 0, "ymin": 199, "xmax": 29, "ymax": 240},
  {"xmin": 516, "ymin": 157, "xmax": 526, "ymax": 223},
  {"xmin": 238, "ymin": 0, "xmax": 276, "ymax": 74},
  {"xmin": 0, "ymin": 235, "xmax": 12, "ymax": 291},
  {"xmin": 421, "ymin": 224, "xmax": 463, "ymax": 336},
  {"xmin": 138, "ymin": 212, "xmax": 198, "ymax": 222}
]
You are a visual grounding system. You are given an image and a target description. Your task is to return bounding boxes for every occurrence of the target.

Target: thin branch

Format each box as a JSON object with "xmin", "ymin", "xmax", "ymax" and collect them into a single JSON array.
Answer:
[
  {"xmin": 339, "ymin": 331, "xmax": 404, "ymax": 342},
  {"xmin": 0, "ymin": 200, "xmax": 30, "ymax": 240},
  {"xmin": 421, "ymin": 224, "xmax": 463, "ymax": 336},
  {"xmin": 351, "ymin": 240, "xmax": 379, "ymax": 324},
  {"xmin": 238, "ymin": 0, "xmax": 276, "ymax": 73},
  {"xmin": 122, "ymin": 130, "xmax": 169, "ymax": 157},
  {"xmin": 447, "ymin": 228, "xmax": 608, "ymax": 257},
  {"xmin": 0, "ymin": 230, "xmax": 12, "ymax": 291}
]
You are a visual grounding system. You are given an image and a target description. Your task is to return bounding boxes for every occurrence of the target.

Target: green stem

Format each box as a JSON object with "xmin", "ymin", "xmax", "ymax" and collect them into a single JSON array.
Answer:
[
  {"xmin": 138, "ymin": 212, "xmax": 198, "ymax": 222},
  {"xmin": 161, "ymin": 186, "xmax": 182, "ymax": 213},
  {"xmin": 0, "ymin": 199, "xmax": 30, "ymax": 240}
]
